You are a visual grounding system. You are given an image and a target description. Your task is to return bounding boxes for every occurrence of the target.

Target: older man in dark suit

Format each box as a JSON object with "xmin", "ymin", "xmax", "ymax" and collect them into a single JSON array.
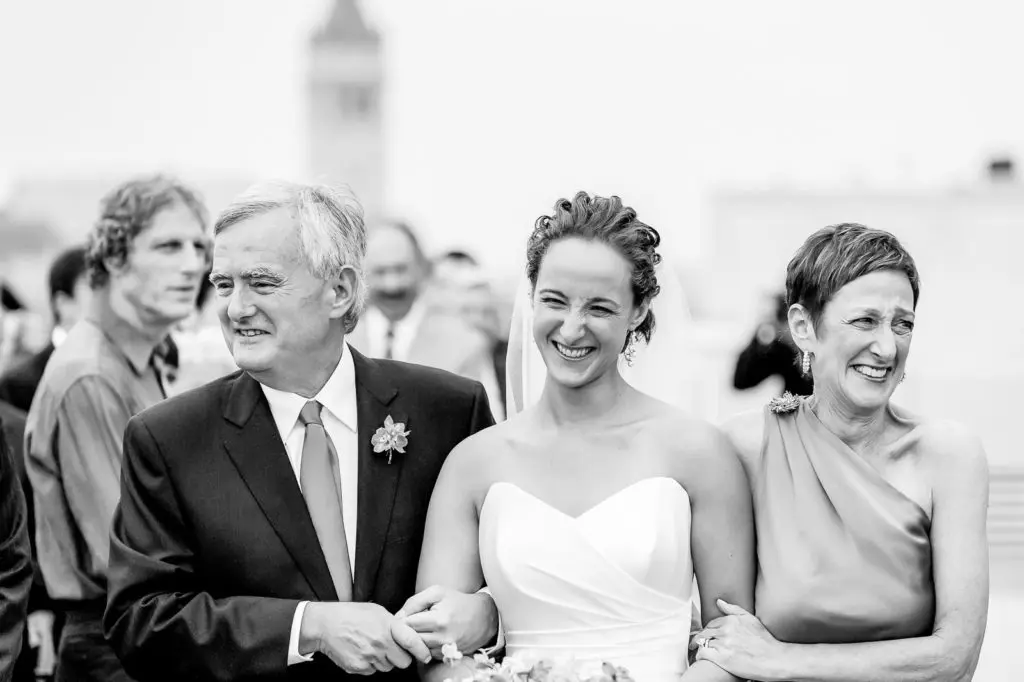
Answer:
[{"xmin": 105, "ymin": 181, "xmax": 500, "ymax": 681}]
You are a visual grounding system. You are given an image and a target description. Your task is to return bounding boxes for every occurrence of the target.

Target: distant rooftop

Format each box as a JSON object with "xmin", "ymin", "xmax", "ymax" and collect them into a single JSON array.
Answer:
[{"xmin": 312, "ymin": 0, "xmax": 379, "ymax": 44}]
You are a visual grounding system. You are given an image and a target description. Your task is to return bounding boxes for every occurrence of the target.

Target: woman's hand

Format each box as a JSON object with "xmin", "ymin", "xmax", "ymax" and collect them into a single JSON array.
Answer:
[
  {"xmin": 692, "ymin": 599, "xmax": 790, "ymax": 682},
  {"xmin": 398, "ymin": 585, "xmax": 499, "ymax": 659}
]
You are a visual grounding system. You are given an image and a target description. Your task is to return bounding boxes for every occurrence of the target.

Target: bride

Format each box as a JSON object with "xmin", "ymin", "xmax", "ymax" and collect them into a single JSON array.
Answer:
[{"xmin": 408, "ymin": 192, "xmax": 754, "ymax": 682}]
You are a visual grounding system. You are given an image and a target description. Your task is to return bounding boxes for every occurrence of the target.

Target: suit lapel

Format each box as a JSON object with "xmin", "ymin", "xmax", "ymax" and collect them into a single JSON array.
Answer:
[
  {"xmin": 351, "ymin": 348, "xmax": 405, "ymax": 602},
  {"xmin": 221, "ymin": 372, "xmax": 337, "ymax": 601}
]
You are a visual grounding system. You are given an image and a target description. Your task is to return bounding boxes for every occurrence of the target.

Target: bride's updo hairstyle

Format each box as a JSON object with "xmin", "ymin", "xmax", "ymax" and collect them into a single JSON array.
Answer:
[{"xmin": 526, "ymin": 191, "xmax": 662, "ymax": 346}]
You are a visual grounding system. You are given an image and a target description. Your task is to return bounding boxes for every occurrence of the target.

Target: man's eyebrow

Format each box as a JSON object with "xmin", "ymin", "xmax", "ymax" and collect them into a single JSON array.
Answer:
[{"xmin": 241, "ymin": 267, "xmax": 283, "ymax": 280}]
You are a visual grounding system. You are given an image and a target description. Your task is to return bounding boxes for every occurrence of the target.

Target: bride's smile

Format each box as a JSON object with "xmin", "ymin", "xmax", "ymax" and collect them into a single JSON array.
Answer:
[{"xmin": 551, "ymin": 340, "xmax": 595, "ymax": 361}]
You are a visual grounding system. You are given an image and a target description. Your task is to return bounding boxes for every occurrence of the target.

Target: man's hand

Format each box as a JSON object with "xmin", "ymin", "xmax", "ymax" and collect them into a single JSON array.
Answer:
[
  {"xmin": 27, "ymin": 610, "xmax": 56, "ymax": 677},
  {"xmin": 397, "ymin": 585, "xmax": 499, "ymax": 658},
  {"xmin": 300, "ymin": 602, "xmax": 431, "ymax": 675}
]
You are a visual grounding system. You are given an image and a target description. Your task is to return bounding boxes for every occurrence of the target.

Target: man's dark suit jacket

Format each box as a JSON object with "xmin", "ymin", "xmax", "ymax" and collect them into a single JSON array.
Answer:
[
  {"xmin": 0, "ymin": 406, "xmax": 33, "ymax": 682},
  {"xmin": 0, "ymin": 400, "xmax": 54, "ymax": 682},
  {"xmin": 105, "ymin": 347, "xmax": 494, "ymax": 682},
  {"xmin": 0, "ymin": 345, "xmax": 54, "ymax": 413}
]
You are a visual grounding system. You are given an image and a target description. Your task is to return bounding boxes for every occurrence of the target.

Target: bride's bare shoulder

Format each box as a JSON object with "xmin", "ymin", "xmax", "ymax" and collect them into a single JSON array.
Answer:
[
  {"xmin": 641, "ymin": 399, "xmax": 733, "ymax": 457},
  {"xmin": 640, "ymin": 398, "xmax": 765, "ymax": 470},
  {"xmin": 440, "ymin": 410, "xmax": 535, "ymax": 484},
  {"xmin": 718, "ymin": 408, "xmax": 767, "ymax": 466}
]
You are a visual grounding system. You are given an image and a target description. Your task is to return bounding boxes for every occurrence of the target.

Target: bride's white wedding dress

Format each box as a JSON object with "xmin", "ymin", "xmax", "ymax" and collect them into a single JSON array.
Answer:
[{"xmin": 479, "ymin": 477, "xmax": 693, "ymax": 682}]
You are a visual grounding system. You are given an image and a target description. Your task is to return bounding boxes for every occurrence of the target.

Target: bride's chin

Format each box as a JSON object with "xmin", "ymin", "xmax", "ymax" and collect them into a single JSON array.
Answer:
[
  {"xmin": 547, "ymin": 362, "xmax": 616, "ymax": 390},
  {"xmin": 545, "ymin": 364, "xmax": 590, "ymax": 388}
]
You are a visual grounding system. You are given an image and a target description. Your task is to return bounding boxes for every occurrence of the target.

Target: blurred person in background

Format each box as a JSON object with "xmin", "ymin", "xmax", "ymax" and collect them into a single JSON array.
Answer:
[
  {"xmin": 0, "ymin": 286, "xmax": 52, "ymax": 379},
  {"xmin": 25, "ymin": 175, "xmax": 209, "ymax": 682},
  {"xmin": 164, "ymin": 271, "xmax": 237, "ymax": 395},
  {"xmin": 732, "ymin": 291, "xmax": 812, "ymax": 396},
  {"xmin": 695, "ymin": 223, "xmax": 989, "ymax": 682},
  {"xmin": 432, "ymin": 250, "xmax": 509, "ymax": 418},
  {"xmin": 0, "ymin": 410, "xmax": 33, "ymax": 682},
  {"xmin": 0, "ymin": 246, "xmax": 91, "ymax": 413},
  {"xmin": 348, "ymin": 221, "xmax": 504, "ymax": 420},
  {"xmin": 1, "ymin": 284, "xmax": 25, "ymax": 313},
  {"xmin": 0, "ymin": 287, "xmax": 25, "ymax": 378},
  {"xmin": 0, "ymin": 394, "xmax": 56, "ymax": 682}
]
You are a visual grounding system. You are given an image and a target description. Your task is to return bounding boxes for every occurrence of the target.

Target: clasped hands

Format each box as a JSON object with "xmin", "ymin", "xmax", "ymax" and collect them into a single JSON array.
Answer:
[
  {"xmin": 301, "ymin": 586, "xmax": 498, "ymax": 675},
  {"xmin": 688, "ymin": 599, "xmax": 788, "ymax": 681}
]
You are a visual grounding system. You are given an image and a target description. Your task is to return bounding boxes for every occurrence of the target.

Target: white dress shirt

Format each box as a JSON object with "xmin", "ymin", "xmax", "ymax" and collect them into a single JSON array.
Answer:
[
  {"xmin": 362, "ymin": 302, "xmax": 426, "ymax": 362},
  {"xmin": 258, "ymin": 346, "xmax": 358, "ymax": 666}
]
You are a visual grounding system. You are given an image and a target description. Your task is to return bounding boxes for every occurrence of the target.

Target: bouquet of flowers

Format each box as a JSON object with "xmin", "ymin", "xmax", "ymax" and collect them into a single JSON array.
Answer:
[{"xmin": 441, "ymin": 644, "xmax": 635, "ymax": 682}]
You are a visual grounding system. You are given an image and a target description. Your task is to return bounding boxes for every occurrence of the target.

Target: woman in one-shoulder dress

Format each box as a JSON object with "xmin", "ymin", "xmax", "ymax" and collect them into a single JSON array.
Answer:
[{"xmin": 693, "ymin": 223, "xmax": 989, "ymax": 682}]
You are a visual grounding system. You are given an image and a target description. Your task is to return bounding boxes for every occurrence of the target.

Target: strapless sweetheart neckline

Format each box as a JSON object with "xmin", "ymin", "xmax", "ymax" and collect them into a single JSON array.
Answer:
[
  {"xmin": 479, "ymin": 474, "xmax": 694, "ymax": 681},
  {"xmin": 482, "ymin": 476, "xmax": 685, "ymax": 522}
]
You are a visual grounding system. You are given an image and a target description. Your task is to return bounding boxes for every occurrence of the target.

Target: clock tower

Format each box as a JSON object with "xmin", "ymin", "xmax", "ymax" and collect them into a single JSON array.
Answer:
[{"xmin": 308, "ymin": 0, "xmax": 384, "ymax": 220}]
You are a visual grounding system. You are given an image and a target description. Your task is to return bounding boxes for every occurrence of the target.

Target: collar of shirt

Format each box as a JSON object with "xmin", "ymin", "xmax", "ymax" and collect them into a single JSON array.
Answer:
[
  {"xmin": 364, "ymin": 299, "xmax": 427, "ymax": 360},
  {"xmin": 83, "ymin": 291, "xmax": 165, "ymax": 376},
  {"xmin": 259, "ymin": 343, "xmax": 358, "ymax": 443}
]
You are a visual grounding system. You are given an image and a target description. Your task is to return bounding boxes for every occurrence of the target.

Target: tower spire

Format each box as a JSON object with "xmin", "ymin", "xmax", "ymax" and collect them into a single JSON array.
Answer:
[{"xmin": 313, "ymin": 0, "xmax": 379, "ymax": 44}]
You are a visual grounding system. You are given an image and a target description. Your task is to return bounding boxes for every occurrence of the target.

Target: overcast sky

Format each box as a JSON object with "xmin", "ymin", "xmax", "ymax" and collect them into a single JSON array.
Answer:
[{"xmin": 2, "ymin": 0, "xmax": 1023, "ymax": 269}]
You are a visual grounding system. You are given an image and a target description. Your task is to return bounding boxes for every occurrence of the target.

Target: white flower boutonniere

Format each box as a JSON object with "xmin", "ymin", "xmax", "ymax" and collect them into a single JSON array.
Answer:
[{"xmin": 371, "ymin": 415, "xmax": 410, "ymax": 463}]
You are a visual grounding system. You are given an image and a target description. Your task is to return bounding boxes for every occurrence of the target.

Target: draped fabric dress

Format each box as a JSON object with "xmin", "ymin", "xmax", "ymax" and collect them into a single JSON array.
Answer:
[{"xmin": 752, "ymin": 399, "xmax": 935, "ymax": 645}]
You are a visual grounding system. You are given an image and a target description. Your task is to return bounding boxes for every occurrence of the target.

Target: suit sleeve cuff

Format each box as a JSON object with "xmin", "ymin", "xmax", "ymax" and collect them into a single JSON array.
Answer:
[
  {"xmin": 477, "ymin": 587, "xmax": 505, "ymax": 654},
  {"xmin": 288, "ymin": 601, "xmax": 314, "ymax": 666}
]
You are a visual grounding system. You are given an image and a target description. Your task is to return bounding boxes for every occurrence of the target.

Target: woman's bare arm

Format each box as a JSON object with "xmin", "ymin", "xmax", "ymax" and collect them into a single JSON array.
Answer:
[{"xmin": 681, "ymin": 424, "xmax": 757, "ymax": 682}]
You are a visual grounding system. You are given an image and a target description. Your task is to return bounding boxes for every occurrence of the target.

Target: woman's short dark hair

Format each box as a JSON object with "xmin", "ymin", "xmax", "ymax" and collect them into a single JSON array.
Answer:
[
  {"xmin": 526, "ymin": 191, "xmax": 661, "ymax": 345},
  {"xmin": 86, "ymin": 175, "xmax": 208, "ymax": 289},
  {"xmin": 786, "ymin": 222, "xmax": 920, "ymax": 326}
]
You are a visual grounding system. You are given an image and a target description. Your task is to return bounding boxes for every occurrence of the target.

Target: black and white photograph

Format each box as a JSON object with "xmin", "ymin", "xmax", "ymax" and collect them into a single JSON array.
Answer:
[{"xmin": 0, "ymin": 1, "xmax": 1020, "ymax": 681}]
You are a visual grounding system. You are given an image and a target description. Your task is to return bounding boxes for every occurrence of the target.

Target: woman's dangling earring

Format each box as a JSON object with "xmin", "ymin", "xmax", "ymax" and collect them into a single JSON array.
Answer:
[
  {"xmin": 623, "ymin": 331, "xmax": 637, "ymax": 367},
  {"xmin": 801, "ymin": 351, "xmax": 811, "ymax": 376},
  {"xmin": 899, "ymin": 372, "xmax": 906, "ymax": 384}
]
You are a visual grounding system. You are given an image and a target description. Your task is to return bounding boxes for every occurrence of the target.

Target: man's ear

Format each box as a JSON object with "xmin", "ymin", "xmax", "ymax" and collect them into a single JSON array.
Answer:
[{"xmin": 327, "ymin": 266, "xmax": 359, "ymax": 321}]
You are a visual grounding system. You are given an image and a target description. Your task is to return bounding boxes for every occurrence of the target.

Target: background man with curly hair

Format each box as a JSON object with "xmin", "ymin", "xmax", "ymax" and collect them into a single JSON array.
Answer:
[{"xmin": 24, "ymin": 175, "xmax": 209, "ymax": 682}]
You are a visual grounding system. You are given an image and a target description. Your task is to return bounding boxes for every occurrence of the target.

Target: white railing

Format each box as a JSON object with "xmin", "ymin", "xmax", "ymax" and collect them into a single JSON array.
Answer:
[{"xmin": 990, "ymin": 467, "xmax": 1024, "ymax": 562}]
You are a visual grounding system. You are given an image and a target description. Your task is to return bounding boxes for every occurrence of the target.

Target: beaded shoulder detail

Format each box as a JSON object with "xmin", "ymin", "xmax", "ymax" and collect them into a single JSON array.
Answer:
[{"xmin": 767, "ymin": 391, "xmax": 802, "ymax": 414}]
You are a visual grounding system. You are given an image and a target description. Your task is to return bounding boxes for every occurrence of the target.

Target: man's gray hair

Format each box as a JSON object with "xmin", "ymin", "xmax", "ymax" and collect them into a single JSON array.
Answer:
[{"xmin": 215, "ymin": 180, "xmax": 367, "ymax": 333}]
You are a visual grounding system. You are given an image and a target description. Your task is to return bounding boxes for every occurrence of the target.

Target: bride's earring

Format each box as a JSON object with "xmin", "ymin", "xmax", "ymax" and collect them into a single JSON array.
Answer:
[
  {"xmin": 801, "ymin": 351, "xmax": 812, "ymax": 376},
  {"xmin": 899, "ymin": 371, "xmax": 907, "ymax": 384},
  {"xmin": 623, "ymin": 331, "xmax": 637, "ymax": 367}
]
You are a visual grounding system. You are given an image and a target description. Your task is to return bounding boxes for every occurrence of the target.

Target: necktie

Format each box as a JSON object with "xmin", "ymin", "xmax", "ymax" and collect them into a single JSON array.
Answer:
[
  {"xmin": 384, "ymin": 323, "xmax": 395, "ymax": 360},
  {"xmin": 299, "ymin": 401, "xmax": 353, "ymax": 601},
  {"xmin": 150, "ymin": 336, "xmax": 179, "ymax": 397}
]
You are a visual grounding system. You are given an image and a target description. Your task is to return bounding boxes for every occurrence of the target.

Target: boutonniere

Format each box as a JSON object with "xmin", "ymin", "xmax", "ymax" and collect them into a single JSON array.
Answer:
[
  {"xmin": 371, "ymin": 415, "xmax": 410, "ymax": 463},
  {"xmin": 768, "ymin": 391, "xmax": 802, "ymax": 414}
]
